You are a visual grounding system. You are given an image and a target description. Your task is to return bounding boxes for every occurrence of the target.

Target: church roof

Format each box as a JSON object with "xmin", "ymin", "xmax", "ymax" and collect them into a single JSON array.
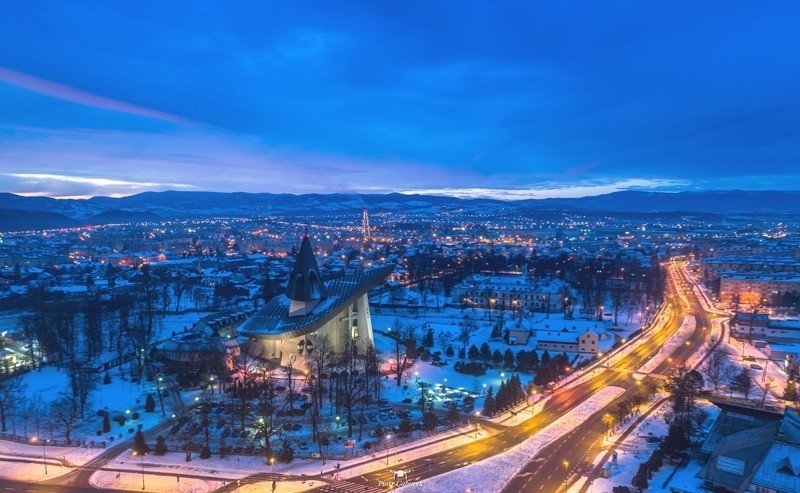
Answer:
[
  {"xmin": 238, "ymin": 265, "xmax": 393, "ymax": 341},
  {"xmin": 285, "ymin": 234, "xmax": 327, "ymax": 302}
]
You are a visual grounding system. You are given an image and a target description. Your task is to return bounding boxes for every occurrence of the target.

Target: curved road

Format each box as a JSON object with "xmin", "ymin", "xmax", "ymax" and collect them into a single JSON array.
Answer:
[{"xmin": 294, "ymin": 262, "xmax": 723, "ymax": 492}]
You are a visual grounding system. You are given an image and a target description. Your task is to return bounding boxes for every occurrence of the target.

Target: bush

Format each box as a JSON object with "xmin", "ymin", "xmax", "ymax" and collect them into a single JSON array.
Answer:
[
  {"xmin": 454, "ymin": 361, "xmax": 487, "ymax": 376},
  {"xmin": 103, "ymin": 372, "xmax": 111, "ymax": 385},
  {"xmin": 131, "ymin": 412, "xmax": 140, "ymax": 420},
  {"xmin": 199, "ymin": 446, "xmax": 211, "ymax": 459}
]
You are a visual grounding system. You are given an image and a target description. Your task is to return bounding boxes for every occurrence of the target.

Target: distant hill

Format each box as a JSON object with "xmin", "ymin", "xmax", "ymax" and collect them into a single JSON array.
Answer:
[
  {"xmin": 536, "ymin": 190, "xmax": 800, "ymax": 214},
  {"xmin": 0, "ymin": 189, "xmax": 798, "ymax": 231},
  {"xmin": 0, "ymin": 208, "xmax": 79, "ymax": 232},
  {"xmin": 83, "ymin": 210, "xmax": 163, "ymax": 226}
]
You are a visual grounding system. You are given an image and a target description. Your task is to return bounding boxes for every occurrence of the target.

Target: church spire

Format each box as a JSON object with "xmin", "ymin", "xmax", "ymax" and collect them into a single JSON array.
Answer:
[{"xmin": 285, "ymin": 233, "xmax": 327, "ymax": 316}]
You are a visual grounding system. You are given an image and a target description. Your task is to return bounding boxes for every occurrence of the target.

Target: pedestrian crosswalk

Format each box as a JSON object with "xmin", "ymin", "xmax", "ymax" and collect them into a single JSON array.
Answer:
[{"xmin": 313, "ymin": 479, "xmax": 388, "ymax": 492}]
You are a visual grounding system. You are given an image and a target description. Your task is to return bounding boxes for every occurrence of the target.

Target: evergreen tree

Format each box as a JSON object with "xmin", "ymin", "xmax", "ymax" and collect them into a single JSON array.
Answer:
[
  {"xmin": 423, "ymin": 328, "xmax": 434, "ymax": 348},
  {"xmin": 423, "ymin": 407, "xmax": 438, "ymax": 432},
  {"xmin": 503, "ymin": 349, "xmax": 515, "ymax": 369},
  {"xmin": 145, "ymin": 393, "xmax": 156, "ymax": 413},
  {"xmin": 262, "ymin": 271, "xmax": 276, "ymax": 304},
  {"xmin": 374, "ymin": 423, "xmax": 384, "ymax": 439},
  {"xmin": 530, "ymin": 350, "xmax": 540, "ymax": 370},
  {"xmin": 468, "ymin": 344, "xmax": 480, "ymax": 360},
  {"xmin": 132, "ymin": 430, "xmax": 150, "ymax": 455},
  {"xmin": 492, "ymin": 349, "xmax": 503, "ymax": 366},
  {"xmin": 102, "ymin": 412, "xmax": 111, "ymax": 433},
  {"xmin": 480, "ymin": 342, "xmax": 492, "ymax": 361},
  {"xmin": 399, "ymin": 415, "xmax": 413, "ymax": 434},
  {"xmin": 483, "ymin": 387, "xmax": 497, "ymax": 415},
  {"xmin": 458, "ymin": 347, "xmax": 466, "ymax": 359},
  {"xmin": 516, "ymin": 350, "xmax": 528, "ymax": 370},
  {"xmin": 446, "ymin": 403, "xmax": 460, "ymax": 424},
  {"xmin": 278, "ymin": 438, "xmax": 294, "ymax": 463},
  {"xmin": 445, "ymin": 345, "xmax": 455, "ymax": 358},
  {"xmin": 631, "ymin": 463, "xmax": 649, "ymax": 491},
  {"xmin": 154, "ymin": 435, "xmax": 167, "ymax": 456}
]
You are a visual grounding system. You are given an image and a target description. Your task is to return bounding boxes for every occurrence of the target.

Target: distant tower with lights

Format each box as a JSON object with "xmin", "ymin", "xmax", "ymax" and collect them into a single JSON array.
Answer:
[{"xmin": 362, "ymin": 209, "xmax": 371, "ymax": 243}]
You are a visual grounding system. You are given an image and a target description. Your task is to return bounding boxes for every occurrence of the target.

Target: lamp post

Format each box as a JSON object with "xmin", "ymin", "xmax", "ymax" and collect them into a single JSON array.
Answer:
[
  {"xmin": 31, "ymin": 437, "xmax": 47, "ymax": 475},
  {"xmin": 529, "ymin": 390, "xmax": 537, "ymax": 415},
  {"xmin": 474, "ymin": 411, "xmax": 481, "ymax": 439},
  {"xmin": 133, "ymin": 451, "xmax": 146, "ymax": 490},
  {"xmin": 385, "ymin": 434, "xmax": 391, "ymax": 464},
  {"xmin": 157, "ymin": 377, "xmax": 165, "ymax": 416},
  {"xmin": 270, "ymin": 456, "xmax": 275, "ymax": 473}
]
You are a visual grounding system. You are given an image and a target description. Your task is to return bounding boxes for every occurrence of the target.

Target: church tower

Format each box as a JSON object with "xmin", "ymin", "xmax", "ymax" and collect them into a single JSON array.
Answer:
[{"xmin": 285, "ymin": 234, "xmax": 327, "ymax": 316}]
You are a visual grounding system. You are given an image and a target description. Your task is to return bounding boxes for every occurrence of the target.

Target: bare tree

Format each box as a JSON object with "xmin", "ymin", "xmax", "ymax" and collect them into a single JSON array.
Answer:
[
  {"xmin": 334, "ymin": 343, "xmax": 367, "ymax": 438},
  {"xmin": 760, "ymin": 377, "xmax": 775, "ymax": 409},
  {"xmin": 390, "ymin": 320, "xmax": 416, "ymax": 387},
  {"xmin": 0, "ymin": 377, "xmax": 25, "ymax": 432},
  {"xmin": 306, "ymin": 333, "xmax": 333, "ymax": 414},
  {"xmin": 50, "ymin": 394, "xmax": 77, "ymax": 444},
  {"xmin": 458, "ymin": 314, "xmax": 478, "ymax": 354},
  {"xmin": 701, "ymin": 339, "xmax": 733, "ymax": 391}
]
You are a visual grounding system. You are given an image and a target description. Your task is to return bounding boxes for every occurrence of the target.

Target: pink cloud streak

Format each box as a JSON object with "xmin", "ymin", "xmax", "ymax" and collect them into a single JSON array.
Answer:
[{"xmin": 0, "ymin": 66, "xmax": 200, "ymax": 125}]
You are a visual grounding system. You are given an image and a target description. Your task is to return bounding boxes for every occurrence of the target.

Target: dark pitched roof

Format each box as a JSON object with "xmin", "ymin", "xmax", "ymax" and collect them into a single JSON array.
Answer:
[
  {"xmin": 238, "ymin": 265, "xmax": 393, "ymax": 341},
  {"xmin": 285, "ymin": 235, "xmax": 327, "ymax": 302}
]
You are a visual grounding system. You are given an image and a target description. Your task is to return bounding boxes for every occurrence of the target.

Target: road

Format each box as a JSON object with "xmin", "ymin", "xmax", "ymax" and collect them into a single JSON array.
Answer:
[
  {"xmin": 503, "ymin": 261, "xmax": 723, "ymax": 493},
  {"xmin": 0, "ymin": 477, "xmax": 111, "ymax": 493},
  {"xmin": 298, "ymin": 261, "xmax": 720, "ymax": 493}
]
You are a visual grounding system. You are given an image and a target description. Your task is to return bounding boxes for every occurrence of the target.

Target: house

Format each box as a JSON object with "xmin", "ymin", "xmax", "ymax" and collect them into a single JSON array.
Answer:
[{"xmin": 697, "ymin": 401, "xmax": 800, "ymax": 493}]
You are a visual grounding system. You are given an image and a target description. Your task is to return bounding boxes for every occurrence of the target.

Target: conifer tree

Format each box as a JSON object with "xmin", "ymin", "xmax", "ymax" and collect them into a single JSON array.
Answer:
[
  {"xmin": 132, "ymin": 430, "xmax": 150, "ymax": 455},
  {"xmin": 145, "ymin": 393, "xmax": 156, "ymax": 413},
  {"xmin": 154, "ymin": 435, "xmax": 167, "ymax": 456},
  {"xmin": 483, "ymin": 387, "xmax": 497, "ymax": 415}
]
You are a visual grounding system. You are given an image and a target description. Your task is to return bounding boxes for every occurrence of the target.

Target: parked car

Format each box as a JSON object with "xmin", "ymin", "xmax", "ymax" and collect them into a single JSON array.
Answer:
[{"xmin": 749, "ymin": 363, "xmax": 764, "ymax": 370}]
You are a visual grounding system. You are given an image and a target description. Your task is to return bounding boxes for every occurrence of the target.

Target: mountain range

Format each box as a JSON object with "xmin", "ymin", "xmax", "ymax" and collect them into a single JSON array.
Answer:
[{"xmin": 0, "ymin": 189, "xmax": 797, "ymax": 232}]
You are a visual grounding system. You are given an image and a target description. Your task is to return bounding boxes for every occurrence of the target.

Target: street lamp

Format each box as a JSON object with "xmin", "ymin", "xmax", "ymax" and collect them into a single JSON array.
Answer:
[
  {"xmin": 133, "ymin": 451, "xmax": 146, "ymax": 490},
  {"xmin": 270, "ymin": 456, "xmax": 275, "ymax": 473},
  {"xmin": 474, "ymin": 411, "xmax": 481, "ymax": 439},
  {"xmin": 500, "ymin": 372, "xmax": 505, "ymax": 384},
  {"xmin": 31, "ymin": 437, "xmax": 47, "ymax": 475},
  {"xmin": 157, "ymin": 377, "xmax": 165, "ymax": 416},
  {"xmin": 385, "ymin": 434, "xmax": 391, "ymax": 464},
  {"xmin": 336, "ymin": 416, "xmax": 340, "ymax": 429}
]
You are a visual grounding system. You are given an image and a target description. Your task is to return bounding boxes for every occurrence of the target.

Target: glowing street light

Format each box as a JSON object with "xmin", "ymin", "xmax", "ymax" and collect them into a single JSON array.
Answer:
[
  {"xmin": 132, "ymin": 451, "xmax": 146, "ymax": 490},
  {"xmin": 30, "ymin": 437, "xmax": 47, "ymax": 475},
  {"xmin": 385, "ymin": 434, "xmax": 392, "ymax": 464}
]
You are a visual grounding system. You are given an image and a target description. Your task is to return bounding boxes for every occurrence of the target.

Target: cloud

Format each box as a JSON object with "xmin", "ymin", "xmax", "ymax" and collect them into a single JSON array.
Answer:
[
  {"xmin": 0, "ymin": 67, "xmax": 201, "ymax": 126},
  {"xmin": 401, "ymin": 178, "xmax": 688, "ymax": 201},
  {"xmin": 2, "ymin": 172, "xmax": 194, "ymax": 199}
]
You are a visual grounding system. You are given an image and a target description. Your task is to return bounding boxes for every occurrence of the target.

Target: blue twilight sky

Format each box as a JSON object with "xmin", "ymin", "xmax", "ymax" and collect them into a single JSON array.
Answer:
[{"xmin": 0, "ymin": 1, "xmax": 799, "ymax": 199}]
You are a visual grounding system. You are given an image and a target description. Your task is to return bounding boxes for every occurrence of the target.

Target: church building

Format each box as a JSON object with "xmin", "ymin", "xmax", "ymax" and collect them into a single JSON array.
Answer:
[{"xmin": 238, "ymin": 234, "xmax": 392, "ymax": 367}]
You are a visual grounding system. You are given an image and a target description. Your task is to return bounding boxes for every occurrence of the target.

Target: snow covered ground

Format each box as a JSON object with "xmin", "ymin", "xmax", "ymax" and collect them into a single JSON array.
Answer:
[
  {"xmin": 396, "ymin": 386, "xmax": 627, "ymax": 493},
  {"xmin": 568, "ymin": 400, "xmax": 720, "ymax": 493}
]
